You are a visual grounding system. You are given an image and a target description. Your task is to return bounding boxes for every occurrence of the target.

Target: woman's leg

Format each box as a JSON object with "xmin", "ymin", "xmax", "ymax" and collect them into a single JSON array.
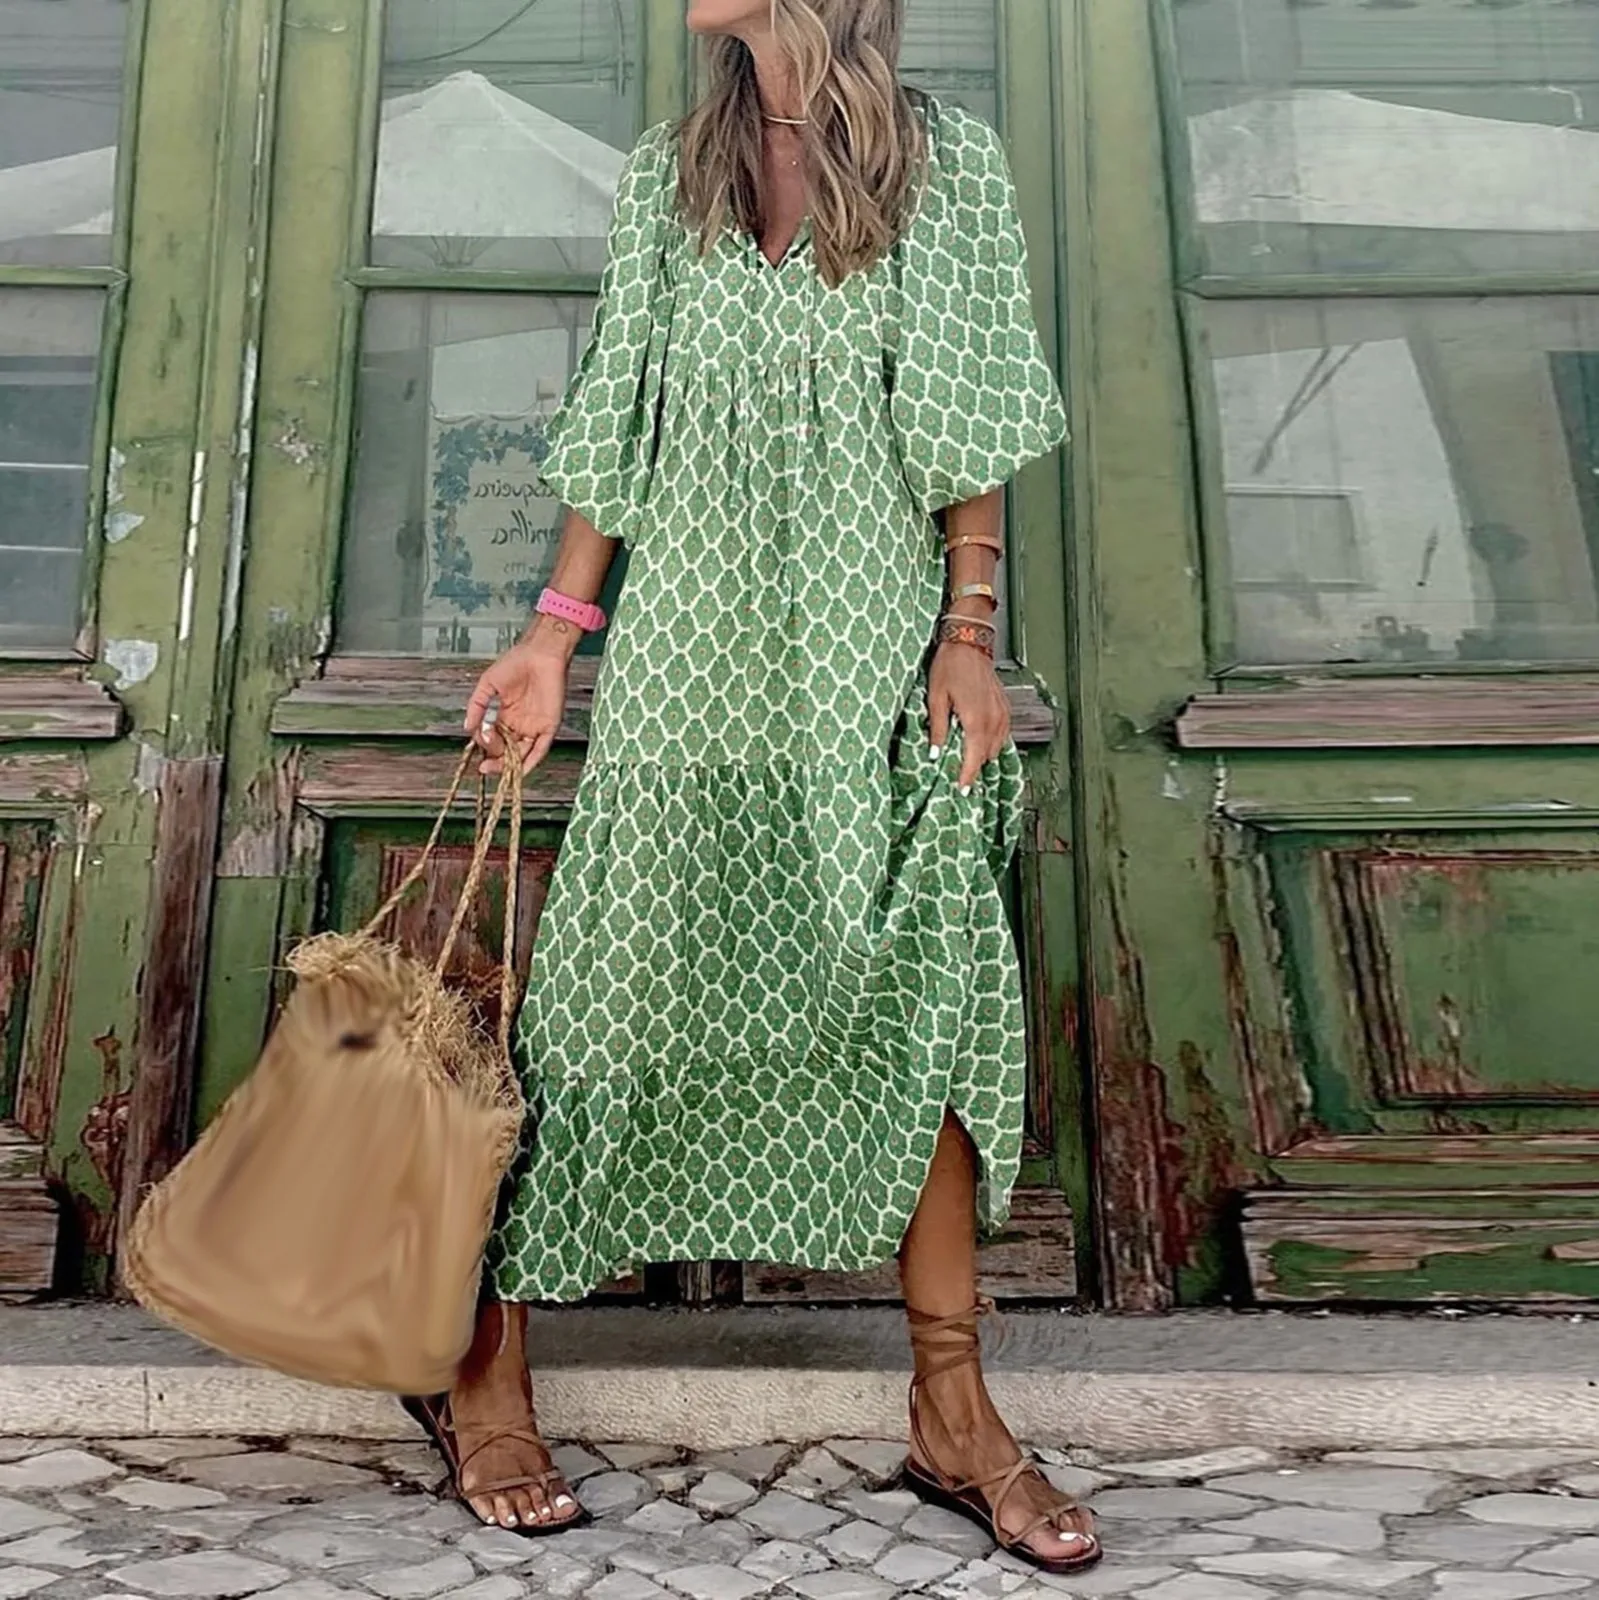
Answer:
[
  {"xmin": 899, "ymin": 1110, "xmax": 1097, "ymax": 1561},
  {"xmin": 446, "ymin": 1300, "xmax": 583, "ymax": 1530}
]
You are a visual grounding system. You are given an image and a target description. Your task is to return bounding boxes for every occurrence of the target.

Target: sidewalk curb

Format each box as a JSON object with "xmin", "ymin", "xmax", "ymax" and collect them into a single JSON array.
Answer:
[{"xmin": 5, "ymin": 1364, "xmax": 1599, "ymax": 1453}]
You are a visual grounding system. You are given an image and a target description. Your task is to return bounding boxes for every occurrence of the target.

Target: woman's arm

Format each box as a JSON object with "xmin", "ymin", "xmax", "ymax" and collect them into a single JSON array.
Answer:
[
  {"xmin": 929, "ymin": 487, "xmax": 1011, "ymax": 793},
  {"xmin": 943, "ymin": 488, "xmax": 1003, "ymax": 623},
  {"xmin": 463, "ymin": 509, "xmax": 618, "ymax": 774},
  {"xmin": 518, "ymin": 510, "xmax": 618, "ymax": 659}
]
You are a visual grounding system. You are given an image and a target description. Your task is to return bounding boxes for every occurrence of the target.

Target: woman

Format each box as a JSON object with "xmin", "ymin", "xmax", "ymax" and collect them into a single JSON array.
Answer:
[{"xmin": 431, "ymin": 0, "xmax": 1098, "ymax": 1574}]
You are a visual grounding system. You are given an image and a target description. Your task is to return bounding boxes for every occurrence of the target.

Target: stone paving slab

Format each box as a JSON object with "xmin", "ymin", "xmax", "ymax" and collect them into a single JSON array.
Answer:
[{"xmin": 1, "ymin": 1433, "xmax": 1599, "ymax": 1598}]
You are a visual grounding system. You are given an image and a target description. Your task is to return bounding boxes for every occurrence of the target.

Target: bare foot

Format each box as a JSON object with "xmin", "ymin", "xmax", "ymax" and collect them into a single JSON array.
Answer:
[
  {"xmin": 909, "ymin": 1362, "xmax": 1098, "ymax": 1565},
  {"xmin": 446, "ymin": 1301, "xmax": 583, "ymax": 1532}
]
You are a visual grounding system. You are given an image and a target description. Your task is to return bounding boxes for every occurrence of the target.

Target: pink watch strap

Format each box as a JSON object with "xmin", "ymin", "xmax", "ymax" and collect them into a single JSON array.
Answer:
[{"xmin": 536, "ymin": 588, "xmax": 607, "ymax": 632}]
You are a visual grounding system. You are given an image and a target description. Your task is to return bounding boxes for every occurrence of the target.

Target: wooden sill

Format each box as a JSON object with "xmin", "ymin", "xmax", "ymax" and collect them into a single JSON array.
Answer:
[
  {"xmin": 273, "ymin": 655, "xmax": 1057, "ymax": 746},
  {"xmin": 0, "ymin": 1122, "xmax": 58, "ymax": 1296},
  {"xmin": 0, "ymin": 673, "xmax": 122, "ymax": 741},
  {"xmin": 1177, "ymin": 677, "xmax": 1599, "ymax": 751}
]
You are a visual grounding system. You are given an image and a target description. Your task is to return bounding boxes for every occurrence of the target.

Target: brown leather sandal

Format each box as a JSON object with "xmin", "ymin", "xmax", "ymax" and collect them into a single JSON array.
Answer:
[
  {"xmin": 903, "ymin": 1301, "xmax": 1102, "ymax": 1576},
  {"xmin": 403, "ymin": 1394, "xmax": 589, "ymax": 1536}
]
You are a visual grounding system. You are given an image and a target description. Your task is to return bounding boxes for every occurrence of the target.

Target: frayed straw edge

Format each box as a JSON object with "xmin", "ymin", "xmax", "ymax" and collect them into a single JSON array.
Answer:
[{"xmin": 287, "ymin": 931, "xmax": 523, "ymax": 1116}]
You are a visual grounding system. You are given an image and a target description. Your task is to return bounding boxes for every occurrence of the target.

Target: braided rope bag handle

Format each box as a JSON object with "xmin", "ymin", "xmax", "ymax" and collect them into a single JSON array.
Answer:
[{"xmin": 355, "ymin": 733, "xmax": 527, "ymax": 1075}]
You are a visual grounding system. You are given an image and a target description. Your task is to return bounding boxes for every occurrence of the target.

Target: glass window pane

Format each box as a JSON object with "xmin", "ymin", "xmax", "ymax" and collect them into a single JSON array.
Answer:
[
  {"xmin": 1200, "ymin": 297, "xmax": 1599, "ymax": 667},
  {"xmin": 0, "ymin": 0, "xmax": 128, "ymax": 267},
  {"xmin": 903, "ymin": 0, "xmax": 998, "ymax": 126},
  {"xmin": 339, "ymin": 291, "xmax": 625, "ymax": 658},
  {"xmin": 1168, "ymin": 0, "xmax": 1599, "ymax": 279},
  {"xmin": 0, "ymin": 288, "xmax": 101, "ymax": 651},
  {"xmin": 373, "ymin": 1, "xmax": 642, "ymax": 274}
]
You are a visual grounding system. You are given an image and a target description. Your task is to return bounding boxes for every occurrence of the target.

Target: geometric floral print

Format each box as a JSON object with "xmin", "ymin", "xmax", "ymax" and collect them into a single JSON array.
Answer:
[{"xmin": 487, "ymin": 98, "xmax": 1067, "ymax": 1303}]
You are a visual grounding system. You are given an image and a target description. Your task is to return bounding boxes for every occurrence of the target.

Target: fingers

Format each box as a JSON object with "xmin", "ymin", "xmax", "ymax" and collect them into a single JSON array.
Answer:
[
  {"xmin": 464, "ymin": 669, "xmax": 502, "ymax": 739},
  {"xmin": 521, "ymin": 729, "xmax": 555, "ymax": 775},
  {"xmin": 481, "ymin": 724, "xmax": 555, "ymax": 778},
  {"xmin": 954, "ymin": 685, "xmax": 1010, "ymax": 794},
  {"xmin": 956, "ymin": 738, "xmax": 985, "ymax": 794},
  {"xmin": 928, "ymin": 685, "xmax": 952, "ymax": 757}
]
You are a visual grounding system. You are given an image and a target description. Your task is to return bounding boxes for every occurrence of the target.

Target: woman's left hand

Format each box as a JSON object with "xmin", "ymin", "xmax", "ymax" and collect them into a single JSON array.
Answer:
[{"xmin": 928, "ymin": 640, "xmax": 1010, "ymax": 793}]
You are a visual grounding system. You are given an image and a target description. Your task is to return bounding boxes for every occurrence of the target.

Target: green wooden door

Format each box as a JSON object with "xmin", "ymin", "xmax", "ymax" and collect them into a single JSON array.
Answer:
[
  {"xmin": 189, "ymin": 0, "xmax": 1087, "ymax": 1305},
  {"xmin": 0, "ymin": 0, "xmax": 287, "ymax": 1290},
  {"xmin": 1065, "ymin": 0, "xmax": 1599, "ymax": 1307}
]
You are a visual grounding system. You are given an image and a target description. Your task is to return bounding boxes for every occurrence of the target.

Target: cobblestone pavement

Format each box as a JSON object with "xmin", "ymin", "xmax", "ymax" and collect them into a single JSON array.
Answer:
[{"xmin": 2, "ymin": 1434, "xmax": 1599, "ymax": 1600}]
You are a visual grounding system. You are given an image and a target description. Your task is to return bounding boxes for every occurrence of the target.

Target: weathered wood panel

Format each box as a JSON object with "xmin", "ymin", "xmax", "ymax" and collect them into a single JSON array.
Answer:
[
  {"xmin": 742, "ymin": 1188, "xmax": 1076, "ymax": 1303},
  {"xmin": 1018, "ymin": 840, "xmax": 1059, "ymax": 1161},
  {"xmin": 0, "ymin": 1183, "xmax": 59, "ymax": 1297},
  {"xmin": 0, "ymin": 1126, "xmax": 58, "ymax": 1295},
  {"xmin": 0, "ymin": 831, "xmax": 50, "ymax": 1123},
  {"xmin": 0, "ymin": 679, "xmax": 123, "ymax": 742},
  {"xmin": 273, "ymin": 658, "xmax": 599, "ymax": 742},
  {"xmin": 1179, "ymin": 680, "xmax": 1599, "ymax": 751},
  {"xmin": 298, "ymin": 746, "xmax": 586, "ymax": 815},
  {"xmin": 273, "ymin": 658, "xmax": 1056, "ymax": 746},
  {"xmin": 1211, "ymin": 824, "xmax": 1310, "ymax": 1158},
  {"xmin": 0, "ymin": 755, "xmax": 91, "ymax": 808},
  {"xmin": 374, "ymin": 841, "xmax": 558, "ymax": 1037},
  {"xmin": 1273, "ymin": 1134, "xmax": 1599, "ymax": 1190},
  {"xmin": 1244, "ymin": 1187, "xmax": 1599, "ymax": 1303},
  {"xmin": 13, "ymin": 811, "xmax": 93, "ymax": 1152},
  {"xmin": 1333, "ymin": 848, "xmax": 1599, "ymax": 1104},
  {"xmin": 0, "ymin": 1124, "xmax": 42, "ymax": 1182},
  {"xmin": 114, "ymin": 757, "xmax": 225, "ymax": 1272}
]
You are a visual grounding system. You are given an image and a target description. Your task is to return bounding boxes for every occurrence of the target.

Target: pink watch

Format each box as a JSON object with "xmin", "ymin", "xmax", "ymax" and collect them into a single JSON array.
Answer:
[{"xmin": 535, "ymin": 588, "xmax": 607, "ymax": 632}]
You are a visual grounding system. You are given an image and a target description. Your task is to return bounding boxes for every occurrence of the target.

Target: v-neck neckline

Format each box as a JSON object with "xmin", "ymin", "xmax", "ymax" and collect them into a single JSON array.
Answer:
[{"xmin": 749, "ymin": 218, "xmax": 812, "ymax": 272}]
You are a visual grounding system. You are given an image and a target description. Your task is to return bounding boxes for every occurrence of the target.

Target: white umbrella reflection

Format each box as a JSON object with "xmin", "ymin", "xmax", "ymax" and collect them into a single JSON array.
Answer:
[
  {"xmin": 1190, "ymin": 89, "xmax": 1599, "ymax": 232},
  {"xmin": 373, "ymin": 70, "xmax": 624, "ymax": 271},
  {"xmin": 0, "ymin": 69, "xmax": 625, "ymax": 266}
]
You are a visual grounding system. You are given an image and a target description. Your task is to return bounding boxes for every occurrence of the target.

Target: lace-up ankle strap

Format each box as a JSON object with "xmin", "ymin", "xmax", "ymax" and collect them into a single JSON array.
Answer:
[{"xmin": 906, "ymin": 1296, "xmax": 999, "ymax": 1378}]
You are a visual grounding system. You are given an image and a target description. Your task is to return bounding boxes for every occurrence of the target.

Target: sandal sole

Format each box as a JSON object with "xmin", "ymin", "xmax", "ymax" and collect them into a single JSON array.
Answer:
[
  {"xmin": 401, "ymin": 1395, "xmax": 591, "ymax": 1537},
  {"xmin": 903, "ymin": 1458, "xmax": 1103, "ymax": 1575}
]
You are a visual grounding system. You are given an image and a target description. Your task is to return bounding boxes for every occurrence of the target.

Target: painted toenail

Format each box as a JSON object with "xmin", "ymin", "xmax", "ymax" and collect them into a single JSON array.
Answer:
[{"xmin": 555, "ymin": 1495, "xmax": 574, "ymax": 1509}]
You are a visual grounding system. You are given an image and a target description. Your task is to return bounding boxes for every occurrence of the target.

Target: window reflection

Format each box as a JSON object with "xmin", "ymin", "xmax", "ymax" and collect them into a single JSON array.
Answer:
[
  {"xmin": 1202, "ymin": 298, "xmax": 1599, "ymax": 666},
  {"xmin": 0, "ymin": 289, "xmax": 102, "ymax": 651},
  {"xmin": 902, "ymin": 0, "xmax": 998, "ymax": 126},
  {"xmin": 339, "ymin": 292, "xmax": 625, "ymax": 658},
  {"xmin": 0, "ymin": 0, "xmax": 128, "ymax": 267},
  {"xmin": 373, "ymin": 0, "xmax": 641, "ymax": 273},
  {"xmin": 1171, "ymin": 0, "xmax": 1599, "ymax": 279}
]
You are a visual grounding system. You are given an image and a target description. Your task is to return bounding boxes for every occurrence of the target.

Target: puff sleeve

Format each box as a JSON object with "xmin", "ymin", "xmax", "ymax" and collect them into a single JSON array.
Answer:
[
  {"xmin": 889, "ymin": 106, "xmax": 1067, "ymax": 517},
  {"xmin": 537, "ymin": 121, "xmax": 677, "ymax": 547}
]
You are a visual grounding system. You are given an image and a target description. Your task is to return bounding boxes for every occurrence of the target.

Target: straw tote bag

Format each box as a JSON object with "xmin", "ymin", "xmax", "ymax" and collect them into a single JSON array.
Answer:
[{"xmin": 125, "ymin": 740, "xmax": 527, "ymax": 1396}]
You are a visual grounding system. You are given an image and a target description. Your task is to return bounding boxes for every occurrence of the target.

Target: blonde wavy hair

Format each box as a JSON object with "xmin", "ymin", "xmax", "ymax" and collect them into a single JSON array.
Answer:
[{"xmin": 677, "ymin": 0, "xmax": 927, "ymax": 288}]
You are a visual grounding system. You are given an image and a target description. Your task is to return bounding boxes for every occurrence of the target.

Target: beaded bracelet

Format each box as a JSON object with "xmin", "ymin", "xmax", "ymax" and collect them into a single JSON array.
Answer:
[{"xmin": 936, "ymin": 615, "xmax": 996, "ymax": 659}]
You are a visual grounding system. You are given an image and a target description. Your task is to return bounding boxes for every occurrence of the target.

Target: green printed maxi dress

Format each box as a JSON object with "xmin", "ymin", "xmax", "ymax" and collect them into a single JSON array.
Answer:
[{"xmin": 487, "ymin": 99, "xmax": 1067, "ymax": 1303}]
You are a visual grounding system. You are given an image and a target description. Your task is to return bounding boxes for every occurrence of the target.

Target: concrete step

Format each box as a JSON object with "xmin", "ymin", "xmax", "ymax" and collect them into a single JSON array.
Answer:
[{"xmin": 2, "ymin": 1301, "xmax": 1598, "ymax": 1453}]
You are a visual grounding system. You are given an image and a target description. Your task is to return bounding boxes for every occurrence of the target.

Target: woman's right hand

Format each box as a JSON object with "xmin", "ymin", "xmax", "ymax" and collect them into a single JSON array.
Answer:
[{"xmin": 464, "ymin": 632, "xmax": 572, "ymax": 776}]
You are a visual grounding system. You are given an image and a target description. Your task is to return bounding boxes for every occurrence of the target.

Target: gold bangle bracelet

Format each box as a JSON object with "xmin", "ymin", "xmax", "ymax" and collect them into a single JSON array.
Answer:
[
  {"xmin": 950, "ymin": 582, "xmax": 997, "ymax": 604},
  {"xmin": 945, "ymin": 533, "xmax": 1005, "ymax": 555}
]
